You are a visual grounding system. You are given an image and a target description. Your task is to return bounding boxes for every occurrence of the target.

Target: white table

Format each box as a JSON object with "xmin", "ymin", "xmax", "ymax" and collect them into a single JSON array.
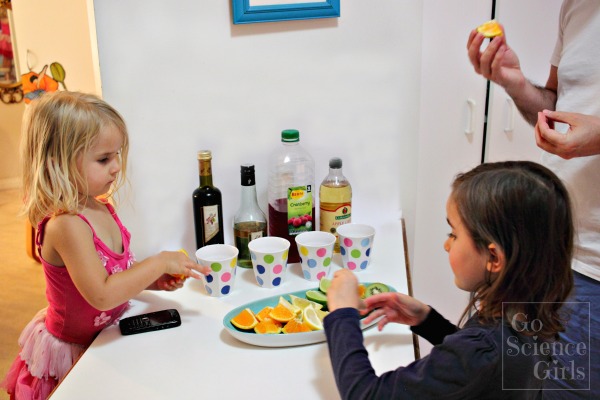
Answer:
[{"xmin": 50, "ymin": 221, "xmax": 415, "ymax": 400}]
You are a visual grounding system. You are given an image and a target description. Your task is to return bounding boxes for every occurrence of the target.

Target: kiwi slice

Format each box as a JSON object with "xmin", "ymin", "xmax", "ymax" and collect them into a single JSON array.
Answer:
[{"xmin": 365, "ymin": 283, "xmax": 390, "ymax": 297}]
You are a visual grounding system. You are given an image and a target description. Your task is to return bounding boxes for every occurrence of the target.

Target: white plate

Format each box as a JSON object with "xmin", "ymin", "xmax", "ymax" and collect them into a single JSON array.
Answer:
[{"xmin": 222, "ymin": 283, "xmax": 394, "ymax": 347}]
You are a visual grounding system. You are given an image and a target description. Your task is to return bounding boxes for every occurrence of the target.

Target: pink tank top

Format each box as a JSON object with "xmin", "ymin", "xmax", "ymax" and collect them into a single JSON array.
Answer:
[{"xmin": 36, "ymin": 203, "xmax": 134, "ymax": 345}]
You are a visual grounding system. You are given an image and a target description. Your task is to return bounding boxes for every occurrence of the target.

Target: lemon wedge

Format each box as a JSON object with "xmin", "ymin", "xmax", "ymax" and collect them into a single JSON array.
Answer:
[
  {"xmin": 315, "ymin": 308, "xmax": 329, "ymax": 322},
  {"xmin": 290, "ymin": 294, "xmax": 323, "ymax": 311},
  {"xmin": 279, "ymin": 296, "xmax": 302, "ymax": 316},
  {"xmin": 303, "ymin": 306, "xmax": 324, "ymax": 331},
  {"xmin": 476, "ymin": 20, "xmax": 503, "ymax": 38}
]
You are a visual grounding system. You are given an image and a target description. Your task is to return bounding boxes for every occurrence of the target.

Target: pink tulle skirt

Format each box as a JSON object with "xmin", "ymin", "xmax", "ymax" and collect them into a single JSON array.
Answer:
[{"xmin": 1, "ymin": 308, "xmax": 86, "ymax": 400}]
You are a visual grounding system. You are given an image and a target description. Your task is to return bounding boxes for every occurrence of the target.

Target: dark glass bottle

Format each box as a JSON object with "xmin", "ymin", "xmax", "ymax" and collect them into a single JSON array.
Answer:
[
  {"xmin": 192, "ymin": 150, "xmax": 224, "ymax": 249},
  {"xmin": 233, "ymin": 165, "xmax": 267, "ymax": 268}
]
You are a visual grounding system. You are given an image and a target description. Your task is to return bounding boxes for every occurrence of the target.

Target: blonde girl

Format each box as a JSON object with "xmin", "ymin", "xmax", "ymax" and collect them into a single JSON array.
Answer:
[{"xmin": 1, "ymin": 91, "xmax": 208, "ymax": 400}]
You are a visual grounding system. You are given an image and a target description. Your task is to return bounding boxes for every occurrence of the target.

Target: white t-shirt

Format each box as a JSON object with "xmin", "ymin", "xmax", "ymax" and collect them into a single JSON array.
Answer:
[{"xmin": 545, "ymin": 0, "xmax": 600, "ymax": 281}]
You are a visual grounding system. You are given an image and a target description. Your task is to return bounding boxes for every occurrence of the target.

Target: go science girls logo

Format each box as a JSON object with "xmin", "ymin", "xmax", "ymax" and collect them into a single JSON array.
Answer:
[{"xmin": 502, "ymin": 302, "xmax": 591, "ymax": 391}]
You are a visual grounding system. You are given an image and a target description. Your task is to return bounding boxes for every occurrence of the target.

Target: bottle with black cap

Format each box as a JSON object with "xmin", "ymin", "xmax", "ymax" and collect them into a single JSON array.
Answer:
[{"xmin": 234, "ymin": 164, "xmax": 267, "ymax": 268}]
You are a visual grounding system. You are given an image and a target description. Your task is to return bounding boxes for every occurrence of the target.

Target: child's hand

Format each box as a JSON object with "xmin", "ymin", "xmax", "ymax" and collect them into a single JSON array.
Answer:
[
  {"xmin": 362, "ymin": 292, "xmax": 431, "ymax": 331},
  {"xmin": 327, "ymin": 269, "xmax": 361, "ymax": 311},
  {"xmin": 160, "ymin": 251, "xmax": 210, "ymax": 280},
  {"xmin": 155, "ymin": 274, "xmax": 186, "ymax": 291}
]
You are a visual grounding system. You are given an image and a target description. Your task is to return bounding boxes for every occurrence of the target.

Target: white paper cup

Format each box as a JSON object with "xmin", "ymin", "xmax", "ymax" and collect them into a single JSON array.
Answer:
[
  {"xmin": 195, "ymin": 244, "xmax": 238, "ymax": 297},
  {"xmin": 336, "ymin": 223, "xmax": 375, "ymax": 271},
  {"xmin": 295, "ymin": 231, "xmax": 336, "ymax": 281},
  {"xmin": 248, "ymin": 237, "xmax": 290, "ymax": 288}
]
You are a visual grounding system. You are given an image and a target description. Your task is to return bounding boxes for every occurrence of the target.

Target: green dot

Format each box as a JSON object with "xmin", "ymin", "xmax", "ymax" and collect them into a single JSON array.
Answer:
[
  {"xmin": 323, "ymin": 257, "xmax": 331, "ymax": 267},
  {"xmin": 211, "ymin": 262, "xmax": 222, "ymax": 272},
  {"xmin": 351, "ymin": 249, "xmax": 361, "ymax": 259},
  {"xmin": 264, "ymin": 254, "xmax": 275, "ymax": 263}
]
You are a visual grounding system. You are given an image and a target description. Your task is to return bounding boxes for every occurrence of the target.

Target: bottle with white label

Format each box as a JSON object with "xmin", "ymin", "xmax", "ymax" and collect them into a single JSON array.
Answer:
[
  {"xmin": 268, "ymin": 129, "xmax": 315, "ymax": 263},
  {"xmin": 319, "ymin": 157, "xmax": 352, "ymax": 252},
  {"xmin": 192, "ymin": 150, "xmax": 224, "ymax": 249},
  {"xmin": 234, "ymin": 164, "xmax": 267, "ymax": 268}
]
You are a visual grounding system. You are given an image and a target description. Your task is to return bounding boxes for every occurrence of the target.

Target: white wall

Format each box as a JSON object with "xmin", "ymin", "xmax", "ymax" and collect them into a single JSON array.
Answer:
[
  {"xmin": 93, "ymin": 1, "xmax": 423, "ymax": 259},
  {"xmin": 1, "ymin": 0, "xmax": 101, "ymax": 189}
]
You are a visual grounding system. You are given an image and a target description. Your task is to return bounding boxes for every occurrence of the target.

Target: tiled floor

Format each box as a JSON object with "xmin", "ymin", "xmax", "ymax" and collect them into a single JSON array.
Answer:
[{"xmin": 0, "ymin": 189, "xmax": 47, "ymax": 399}]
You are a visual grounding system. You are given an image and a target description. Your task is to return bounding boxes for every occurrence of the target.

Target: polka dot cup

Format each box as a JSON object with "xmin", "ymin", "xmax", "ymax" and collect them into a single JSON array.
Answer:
[
  {"xmin": 295, "ymin": 231, "xmax": 336, "ymax": 282},
  {"xmin": 195, "ymin": 244, "xmax": 239, "ymax": 297},
  {"xmin": 336, "ymin": 223, "xmax": 375, "ymax": 272},
  {"xmin": 248, "ymin": 237, "xmax": 290, "ymax": 288}
]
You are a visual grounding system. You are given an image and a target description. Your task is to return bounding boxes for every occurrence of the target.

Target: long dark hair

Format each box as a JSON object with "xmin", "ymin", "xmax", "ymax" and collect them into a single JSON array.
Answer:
[{"xmin": 451, "ymin": 161, "xmax": 573, "ymax": 339}]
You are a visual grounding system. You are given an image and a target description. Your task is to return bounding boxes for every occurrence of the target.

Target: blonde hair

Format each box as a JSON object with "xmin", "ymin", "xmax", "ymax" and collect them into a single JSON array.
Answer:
[{"xmin": 21, "ymin": 91, "xmax": 129, "ymax": 225}]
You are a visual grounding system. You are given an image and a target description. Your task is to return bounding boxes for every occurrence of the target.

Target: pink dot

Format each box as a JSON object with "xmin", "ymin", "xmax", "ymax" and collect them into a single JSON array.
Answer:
[
  {"xmin": 343, "ymin": 238, "xmax": 353, "ymax": 247},
  {"xmin": 273, "ymin": 264, "xmax": 283, "ymax": 274},
  {"xmin": 316, "ymin": 248, "xmax": 327, "ymax": 257},
  {"xmin": 221, "ymin": 272, "xmax": 232, "ymax": 282},
  {"xmin": 347, "ymin": 262, "xmax": 357, "ymax": 270},
  {"xmin": 316, "ymin": 271, "xmax": 326, "ymax": 280}
]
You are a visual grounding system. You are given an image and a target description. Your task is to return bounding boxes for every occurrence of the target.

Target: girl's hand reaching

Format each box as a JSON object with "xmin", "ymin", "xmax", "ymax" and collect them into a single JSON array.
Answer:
[
  {"xmin": 362, "ymin": 292, "xmax": 431, "ymax": 331},
  {"xmin": 327, "ymin": 269, "xmax": 362, "ymax": 311},
  {"xmin": 150, "ymin": 251, "xmax": 211, "ymax": 291}
]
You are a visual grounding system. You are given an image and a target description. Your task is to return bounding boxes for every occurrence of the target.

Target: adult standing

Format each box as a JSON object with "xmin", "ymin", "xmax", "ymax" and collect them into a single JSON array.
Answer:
[{"xmin": 467, "ymin": 1, "xmax": 600, "ymax": 397}]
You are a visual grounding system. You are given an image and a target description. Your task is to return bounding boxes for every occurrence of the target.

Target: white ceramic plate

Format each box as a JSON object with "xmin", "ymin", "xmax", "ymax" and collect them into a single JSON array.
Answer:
[{"xmin": 222, "ymin": 283, "xmax": 395, "ymax": 347}]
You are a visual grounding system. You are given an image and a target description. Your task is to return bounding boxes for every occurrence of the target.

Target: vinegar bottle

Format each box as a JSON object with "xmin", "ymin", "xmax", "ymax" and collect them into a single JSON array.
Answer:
[
  {"xmin": 319, "ymin": 157, "xmax": 352, "ymax": 252},
  {"xmin": 268, "ymin": 129, "xmax": 315, "ymax": 263},
  {"xmin": 233, "ymin": 164, "xmax": 267, "ymax": 268},
  {"xmin": 192, "ymin": 150, "xmax": 224, "ymax": 249}
]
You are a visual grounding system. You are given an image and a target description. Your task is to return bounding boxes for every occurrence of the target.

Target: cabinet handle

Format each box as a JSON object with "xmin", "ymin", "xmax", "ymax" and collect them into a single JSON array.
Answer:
[
  {"xmin": 465, "ymin": 99, "xmax": 476, "ymax": 135},
  {"xmin": 504, "ymin": 98, "xmax": 515, "ymax": 133}
]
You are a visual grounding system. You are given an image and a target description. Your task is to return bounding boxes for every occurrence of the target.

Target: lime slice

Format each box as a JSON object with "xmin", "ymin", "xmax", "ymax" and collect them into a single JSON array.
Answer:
[
  {"xmin": 305, "ymin": 290, "xmax": 328, "ymax": 308},
  {"xmin": 303, "ymin": 306, "xmax": 324, "ymax": 331},
  {"xmin": 290, "ymin": 294, "xmax": 323, "ymax": 311},
  {"xmin": 279, "ymin": 296, "xmax": 301, "ymax": 316},
  {"xmin": 319, "ymin": 278, "xmax": 332, "ymax": 294}
]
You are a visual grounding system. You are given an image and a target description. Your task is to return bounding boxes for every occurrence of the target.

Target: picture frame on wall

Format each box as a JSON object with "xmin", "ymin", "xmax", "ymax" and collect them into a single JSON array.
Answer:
[{"xmin": 232, "ymin": 0, "xmax": 340, "ymax": 24}]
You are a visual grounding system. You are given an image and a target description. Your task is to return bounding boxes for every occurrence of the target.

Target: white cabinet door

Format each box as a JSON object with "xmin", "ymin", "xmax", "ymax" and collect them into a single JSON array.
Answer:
[
  {"xmin": 413, "ymin": 0, "xmax": 492, "ymax": 354},
  {"xmin": 484, "ymin": 0, "xmax": 562, "ymax": 162}
]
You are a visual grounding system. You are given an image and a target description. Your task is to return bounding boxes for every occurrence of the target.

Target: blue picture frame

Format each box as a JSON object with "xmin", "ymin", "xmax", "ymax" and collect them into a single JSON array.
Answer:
[{"xmin": 232, "ymin": 0, "xmax": 340, "ymax": 24}]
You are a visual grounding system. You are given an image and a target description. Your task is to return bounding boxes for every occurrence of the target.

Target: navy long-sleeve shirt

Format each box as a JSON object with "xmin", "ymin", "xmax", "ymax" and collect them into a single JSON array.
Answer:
[{"xmin": 324, "ymin": 307, "xmax": 548, "ymax": 399}]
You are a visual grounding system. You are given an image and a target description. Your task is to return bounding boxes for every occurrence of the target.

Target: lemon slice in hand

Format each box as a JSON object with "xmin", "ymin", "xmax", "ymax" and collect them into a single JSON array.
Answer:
[{"xmin": 476, "ymin": 20, "xmax": 503, "ymax": 38}]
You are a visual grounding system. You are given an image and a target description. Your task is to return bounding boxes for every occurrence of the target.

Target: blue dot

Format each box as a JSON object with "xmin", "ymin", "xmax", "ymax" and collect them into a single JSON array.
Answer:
[
  {"xmin": 340, "ymin": 247, "xmax": 346, "ymax": 256},
  {"xmin": 257, "ymin": 265, "xmax": 266, "ymax": 274},
  {"xmin": 360, "ymin": 260, "xmax": 369, "ymax": 270},
  {"xmin": 251, "ymin": 253, "xmax": 256, "ymax": 260},
  {"xmin": 256, "ymin": 276, "xmax": 264, "ymax": 286},
  {"xmin": 206, "ymin": 274, "xmax": 214, "ymax": 283},
  {"xmin": 221, "ymin": 286, "xmax": 231, "ymax": 295},
  {"xmin": 308, "ymin": 259, "xmax": 317, "ymax": 268},
  {"xmin": 361, "ymin": 238, "xmax": 370, "ymax": 247},
  {"xmin": 303, "ymin": 270, "xmax": 311, "ymax": 280},
  {"xmin": 272, "ymin": 277, "xmax": 282, "ymax": 286},
  {"xmin": 205, "ymin": 285, "xmax": 212, "ymax": 294},
  {"xmin": 366, "ymin": 248, "xmax": 371, "ymax": 257}
]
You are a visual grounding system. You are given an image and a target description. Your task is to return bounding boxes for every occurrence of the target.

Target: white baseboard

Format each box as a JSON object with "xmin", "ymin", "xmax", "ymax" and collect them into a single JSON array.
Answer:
[{"xmin": 0, "ymin": 177, "xmax": 21, "ymax": 190}]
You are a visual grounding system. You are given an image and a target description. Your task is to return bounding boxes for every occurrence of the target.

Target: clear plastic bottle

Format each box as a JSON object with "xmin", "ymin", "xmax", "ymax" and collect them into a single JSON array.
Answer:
[
  {"xmin": 268, "ymin": 129, "xmax": 315, "ymax": 263},
  {"xmin": 234, "ymin": 164, "xmax": 267, "ymax": 268},
  {"xmin": 319, "ymin": 157, "xmax": 352, "ymax": 253}
]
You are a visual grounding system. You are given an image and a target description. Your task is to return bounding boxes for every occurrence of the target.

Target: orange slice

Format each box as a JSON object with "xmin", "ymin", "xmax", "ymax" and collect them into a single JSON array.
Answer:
[
  {"xmin": 268, "ymin": 303, "xmax": 296, "ymax": 323},
  {"xmin": 254, "ymin": 319, "xmax": 282, "ymax": 334},
  {"xmin": 358, "ymin": 284, "xmax": 366, "ymax": 299},
  {"xmin": 230, "ymin": 308, "xmax": 258, "ymax": 330},
  {"xmin": 282, "ymin": 318, "xmax": 311, "ymax": 334},
  {"xmin": 255, "ymin": 306, "xmax": 274, "ymax": 322},
  {"xmin": 476, "ymin": 20, "xmax": 502, "ymax": 38}
]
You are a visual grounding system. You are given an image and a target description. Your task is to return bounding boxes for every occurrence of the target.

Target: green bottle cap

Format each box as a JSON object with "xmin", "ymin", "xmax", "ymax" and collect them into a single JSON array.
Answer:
[{"xmin": 281, "ymin": 129, "xmax": 300, "ymax": 143}]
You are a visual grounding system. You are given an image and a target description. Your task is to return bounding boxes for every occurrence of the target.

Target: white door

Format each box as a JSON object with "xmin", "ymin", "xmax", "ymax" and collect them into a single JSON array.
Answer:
[
  {"xmin": 413, "ymin": 0, "xmax": 492, "ymax": 355},
  {"xmin": 484, "ymin": 0, "xmax": 562, "ymax": 162}
]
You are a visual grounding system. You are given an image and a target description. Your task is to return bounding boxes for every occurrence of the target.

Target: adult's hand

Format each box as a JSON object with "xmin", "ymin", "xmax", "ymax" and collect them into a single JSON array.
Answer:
[
  {"xmin": 466, "ymin": 24, "xmax": 525, "ymax": 92},
  {"xmin": 536, "ymin": 110, "xmax": 600, "ymax": 159}
]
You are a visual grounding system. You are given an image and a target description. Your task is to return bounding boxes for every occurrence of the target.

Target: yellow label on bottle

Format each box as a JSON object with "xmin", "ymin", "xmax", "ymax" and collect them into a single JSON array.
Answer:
[{"xmin": 320, "ymin": 203, "xmax": 351, "ymax": 234}]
